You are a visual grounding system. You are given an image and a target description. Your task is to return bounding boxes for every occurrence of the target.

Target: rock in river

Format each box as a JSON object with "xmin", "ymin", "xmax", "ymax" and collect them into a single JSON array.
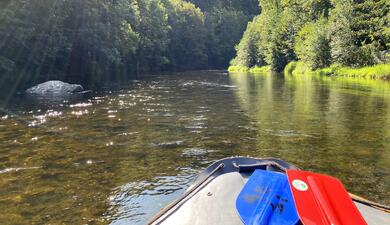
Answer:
[{"xmin": 26, "ymin": 80, "xmax": 84, "ymax": 96}]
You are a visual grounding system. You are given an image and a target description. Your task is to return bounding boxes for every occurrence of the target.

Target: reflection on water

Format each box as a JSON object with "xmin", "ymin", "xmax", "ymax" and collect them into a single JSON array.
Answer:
[
  {"xmin": 0, "ymin": 71, "xmax": 389, "ymax": 224},
  {"xmin": 230, "ymin": 72, "xmax": 390, "ymax": 204}
]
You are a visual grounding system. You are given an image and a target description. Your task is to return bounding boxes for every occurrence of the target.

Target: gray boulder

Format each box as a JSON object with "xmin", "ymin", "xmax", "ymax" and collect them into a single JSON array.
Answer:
[{"xmin": 26, "ymin": 80, "xmax": 84, "ymax": 96}]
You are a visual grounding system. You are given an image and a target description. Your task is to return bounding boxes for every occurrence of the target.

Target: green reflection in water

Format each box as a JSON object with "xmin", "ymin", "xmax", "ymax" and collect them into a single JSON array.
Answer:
[
  {"xmin": 229, "ymin": 72, "xmax": 390, "ymax": 205},
  {"xmin": 0, "ymin": 71, "xmax": 389, "ymax": 225}
]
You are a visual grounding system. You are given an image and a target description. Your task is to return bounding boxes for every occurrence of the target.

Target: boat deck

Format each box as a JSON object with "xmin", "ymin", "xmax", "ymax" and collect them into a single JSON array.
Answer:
[{"xmin": 153, "ymin": 162, "xmax": 390, "ymax": 225}]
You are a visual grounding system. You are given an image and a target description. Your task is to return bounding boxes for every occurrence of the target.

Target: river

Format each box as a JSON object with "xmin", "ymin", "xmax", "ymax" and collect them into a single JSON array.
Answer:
[{"xmin": 0, "ymin": 71, "xmax": 389, "ymax": 224}]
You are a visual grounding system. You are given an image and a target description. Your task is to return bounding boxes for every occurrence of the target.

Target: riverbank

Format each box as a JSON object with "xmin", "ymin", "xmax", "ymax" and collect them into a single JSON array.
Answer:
[
  {"xmin": 229, "ymin": 62, "xmax": 390, "ymax": 80},
  {"xmin": 228, "ymin": 65, "xmax": 271, "ymax": 74},
  {"xmin": 285, "ymin": 62, "xmax": 390, "ymax": 80}
]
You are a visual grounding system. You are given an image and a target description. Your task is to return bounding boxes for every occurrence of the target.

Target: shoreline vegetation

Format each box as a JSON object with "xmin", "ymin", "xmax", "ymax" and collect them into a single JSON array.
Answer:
[
  {"xmin": 229, "ymin": 1, "xmax": 390, "ymax": 81},
  {"xmin": 1, "ymin": 0, "xmax": 389, "ymax": 94},
  {"xmin": 227, "ymin": 65, "xmax": 271, "ymax": 73},
  {"xmin": 229, "ymin": 62, "xmax": 390, "ymax": 80},
  {"xmin": 285, "ymin": 62, "xmax": 390, "ymax": 80},
  {"xmin": 0, "ymin": 0, "xmax": 259, "ymax": 93}
]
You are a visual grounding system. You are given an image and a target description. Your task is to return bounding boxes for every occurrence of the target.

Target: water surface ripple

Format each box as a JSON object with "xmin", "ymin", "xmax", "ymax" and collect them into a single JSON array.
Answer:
[{"xmin": 0, "ymin": 71, "xmax": 389, "ymax": 224}]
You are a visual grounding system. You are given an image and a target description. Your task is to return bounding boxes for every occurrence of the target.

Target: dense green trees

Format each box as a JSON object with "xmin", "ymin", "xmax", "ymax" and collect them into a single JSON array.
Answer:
[
  {"xmin": 230, "ymin": 16, "xmax": 264, "ymax": 68},
  {"xmin": 165, "ymin": 0, "xmax": 207, "ymax": 70},
  {"xmin": 3, "ymin": 0, "xmax": 387, "ymax": 92},
  {"xmin": 328, "ymin": 0, "xmax": 357, "ymax": 66},
  {"xmin": 231, "ymin": 0, "xmax": 390, "ymax": 71},
  {"xmin": 0, "ymin": 0, "xmax": 143, "ymax": 88},
  {"xmin": 204, "ymin": 8, "xmax": 251, "ymax": 68},
  {"xmin": 0, "ymin": 0, "xmax": 257, "ymax": 92},
  {"xmin": 188, "ymin": 0, "xmax": 259, "ymax": 67},
  {"xmin": 295, "ymin": 17, "xmax": 330, "ymax": 69}
]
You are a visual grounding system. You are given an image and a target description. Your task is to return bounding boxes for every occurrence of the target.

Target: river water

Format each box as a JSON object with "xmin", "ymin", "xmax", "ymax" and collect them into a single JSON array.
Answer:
[{"xmin": 0, "ymin": 71, "xmax": 389, "ymax": 224}]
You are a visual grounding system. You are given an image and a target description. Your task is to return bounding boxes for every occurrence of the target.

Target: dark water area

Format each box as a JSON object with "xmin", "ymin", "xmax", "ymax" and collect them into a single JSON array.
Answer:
[{"xmin": 0, "ymin": 71, "xmax": 389, "ymax": 224}]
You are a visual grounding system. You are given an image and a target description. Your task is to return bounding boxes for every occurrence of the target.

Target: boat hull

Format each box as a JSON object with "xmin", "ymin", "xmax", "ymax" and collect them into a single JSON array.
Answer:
[{"xmin": 149, "ymin": 157, "xmax": 390, "ymax": 225}]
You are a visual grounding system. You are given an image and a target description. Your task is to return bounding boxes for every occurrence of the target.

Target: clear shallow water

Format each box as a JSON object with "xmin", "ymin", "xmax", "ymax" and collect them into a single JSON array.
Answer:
[{"xmin": 0, "ymin": 71, "xmax": 389, "ymax": 224}]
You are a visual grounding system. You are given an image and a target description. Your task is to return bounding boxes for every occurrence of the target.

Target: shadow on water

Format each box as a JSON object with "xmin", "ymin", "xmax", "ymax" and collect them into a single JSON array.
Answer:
[{"xmin": 0, "ymin": 71, "xmax": 389, "ymax": 224}]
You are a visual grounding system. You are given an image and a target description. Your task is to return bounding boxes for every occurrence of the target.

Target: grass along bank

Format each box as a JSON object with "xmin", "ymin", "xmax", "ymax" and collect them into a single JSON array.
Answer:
[
  {"xmin": 284, "ymin": 62, "xmax": 390, "ymax": 80},
  {"xmin": 228, "ymin": 65, "xmax": 271, "ymax": 73}
]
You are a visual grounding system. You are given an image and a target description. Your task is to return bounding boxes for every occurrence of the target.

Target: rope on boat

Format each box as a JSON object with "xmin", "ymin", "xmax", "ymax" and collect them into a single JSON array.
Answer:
[
  {"xmin": 147, "ymin": 163, "xmax": 225, "ymax": 225},
  {"xmin": 349, "ymin": 193, "xmax": 390, "ymax": 213}
]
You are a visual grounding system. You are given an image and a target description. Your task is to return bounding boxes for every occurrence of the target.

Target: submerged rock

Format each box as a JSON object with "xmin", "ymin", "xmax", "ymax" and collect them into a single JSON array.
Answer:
[
  {"xmin": 181, "ymin": 148, "xmax": 213, "ymax": 157},
  {"xmin": 151, "ymin": 141, "xmax": 186, "ymax": 149},
  {"xmin": 26, "ymin": 80, "xmax": 84, "ymax": 96}
]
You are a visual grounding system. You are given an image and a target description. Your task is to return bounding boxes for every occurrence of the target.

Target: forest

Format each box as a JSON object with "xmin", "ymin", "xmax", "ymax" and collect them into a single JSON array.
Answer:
[
  {"xmin": 1, "ymin": 0, "xmax": 389, "ymax": 94},
  {"xmin": 0, "ymin": 0, "xmax": 258, "ymax": 92},
  {"xmin": 230, "ymin": 0, "xmax": 390, "ymax": 78}
]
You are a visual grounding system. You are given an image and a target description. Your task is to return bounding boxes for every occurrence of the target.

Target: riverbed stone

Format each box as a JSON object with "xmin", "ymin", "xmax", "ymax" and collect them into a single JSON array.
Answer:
[{"xmin": 26, "ymin": 81, "xmax": 84, "ymax": 96}]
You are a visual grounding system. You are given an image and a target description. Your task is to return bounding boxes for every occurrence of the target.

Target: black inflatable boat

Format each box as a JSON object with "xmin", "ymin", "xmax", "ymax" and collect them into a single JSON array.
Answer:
[{"xmin": 148, "ymin": 157, "xmax": 390, "ymax": 225}]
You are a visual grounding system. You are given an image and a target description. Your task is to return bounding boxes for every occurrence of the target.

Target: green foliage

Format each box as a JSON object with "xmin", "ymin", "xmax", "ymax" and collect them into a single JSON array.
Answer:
[
  {"xmin": 284, "ymin": 61, "xmax": 298, "ymax": 75},
  {"xmin": 352, "ymin": 0, "xmax": 389, "ymax": 51},
  {"xmin": 132, "ymin": 0, "xmax": 171, "ymax": 74},
  {"xmin": 205, "ymin": 7, "xmax": 253, "ymax": 68},
  {"xmin": 265, "ymin": 8, "xmax": 297, "ymax": 71},
  {"xmin": 328, "ymin": 0, "xmax": 358, "ymax": 66},
  {"xmin": 0, "ymin": 0, "xmax": 258, "ymax": 92},
  {"xmin": 284, "ymin": 61, "xmax": 311, "ymax": 76},
  {"xmin": 248, "ymin": 66, "xmax": 272, "ymax": 74},
  {"xmin": 317, "ymin": 63, "xmax": 390, "ymax": 79},
  {"xmin": 230, "ymin": 16, "xmax": 265, "ymax": 68},
  {"xmin": 232, "ymin": 0, "xmax": 332, "ymax": 72},
  {"xmin": 191, "ymin": 0, "xmax": 259, "ymax": 68},
  {"xmin": 0, "ymin": 0, "xmax": 142, "ymax": 87},
  {"xmin": 165, "ymin": 0, "xmax": 207, "ymax": 70},
  {"xmin": 328, "ymin": 0, "xmax": 389, "ymax": 67},
  {"xmin": 295, "ymin": 17, "xmax": 330, "ymax": 69},
  {"xmin": 187, "ymin": 0, "xmax": 259, "ymax": 15},
  {"xmin": 228, "ymin": 65, "xmax": 271, "ymax": 74},
  {"xmin": 227, "ymin": 65, "xmax": 250, "ymax": 72},
  {"xmin": 285, "ymin": 61, "xmax": 390, "ymax": 80},
  {"xmin": 0, "ymin": 0, "xmax": 71, "ymax": 86},
  {"xmin": 231, "ymin": 0, "xmax": 389, "ymax": 73}
]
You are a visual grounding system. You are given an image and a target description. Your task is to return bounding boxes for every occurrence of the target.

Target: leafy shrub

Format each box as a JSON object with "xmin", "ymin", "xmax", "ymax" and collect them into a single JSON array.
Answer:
[{"xmin": 295, "ymin": 17, "xmax": 331, "ymax": 69}]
